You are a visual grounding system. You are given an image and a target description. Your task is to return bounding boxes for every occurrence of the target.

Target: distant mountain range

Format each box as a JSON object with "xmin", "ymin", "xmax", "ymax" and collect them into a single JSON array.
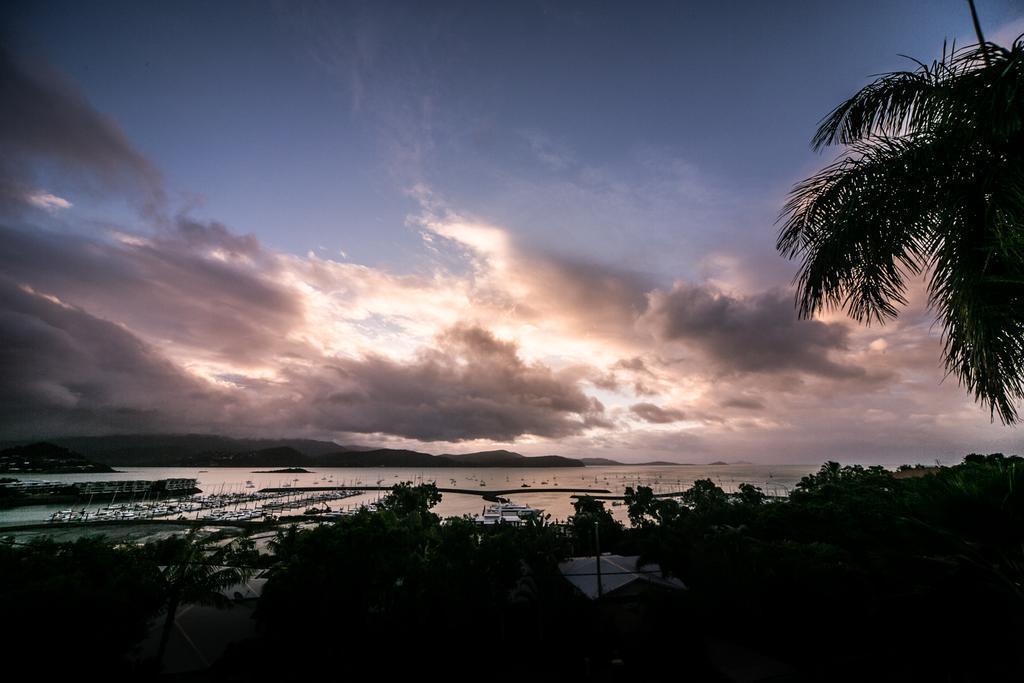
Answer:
[
  {"xmin": 0, "ymin": 435, "xmax": 585, "ymax": 468},
  {"xmin": 312, "ymin": 448, "xmax": 584, "ymax": 468},
  {"xmin": 0, "ymin": 434, "xmax": 733, "ymax": 469}
]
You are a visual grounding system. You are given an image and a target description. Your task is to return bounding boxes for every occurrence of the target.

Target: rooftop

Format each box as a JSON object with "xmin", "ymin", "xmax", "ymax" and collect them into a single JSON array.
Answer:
[{"xmin": 558, "ymin": 554, "xmax": 686, "ymax": 600}]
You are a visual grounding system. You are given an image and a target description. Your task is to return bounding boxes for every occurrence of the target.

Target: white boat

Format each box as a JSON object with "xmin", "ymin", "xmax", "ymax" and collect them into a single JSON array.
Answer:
[{"xmin": 473, "ymin": 502, "xmax": 544, "ymax": 526}]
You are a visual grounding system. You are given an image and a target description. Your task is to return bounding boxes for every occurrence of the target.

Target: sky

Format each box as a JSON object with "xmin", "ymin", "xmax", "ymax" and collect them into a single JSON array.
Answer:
[{"xmin": 1, "ymin": 0, "xmax": 1022, "ymax": 463}]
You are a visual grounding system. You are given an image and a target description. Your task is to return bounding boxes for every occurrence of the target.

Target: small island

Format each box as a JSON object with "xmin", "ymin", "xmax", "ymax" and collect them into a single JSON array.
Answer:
[{"xmin": 252, "ymin": 467, "xmax": 312, "ymax": 473}]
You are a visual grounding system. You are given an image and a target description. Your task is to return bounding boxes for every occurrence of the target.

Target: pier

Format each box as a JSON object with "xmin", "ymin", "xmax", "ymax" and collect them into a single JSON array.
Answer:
[{"xmin": 260, "ymin": 485, "xmax": 613, "ymax": 497}]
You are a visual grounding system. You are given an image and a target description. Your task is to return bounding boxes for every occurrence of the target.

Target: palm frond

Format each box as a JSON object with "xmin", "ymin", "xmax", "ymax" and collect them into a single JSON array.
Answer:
[
  {"xmin": 929, "ymin": 164, "xmax": 1024, "ymax": 424},
  {"xmin": 813, "ymin": 40, "xmax": 1024, "ymax": 149},
  {"xmin": 778, "ymin": 134, "xmax": 945, "ymax": 323},
  {"xmin": 161, "ymin": 530, "xmax": 255, "ymax": 610},
  {"xmin": 781, "ymin": 35, "xmax": 1024, "ymax": 423}
]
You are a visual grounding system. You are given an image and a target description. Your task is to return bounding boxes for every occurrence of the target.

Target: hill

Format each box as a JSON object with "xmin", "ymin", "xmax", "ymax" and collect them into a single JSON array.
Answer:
[
  {"xmin": 0, "ymin": 442, "xmax": 116, "ymax": 474},
  {"xmin": 579, "ymin": 457, "xmax": 625, "ymax": 466},
  {"xmin": 0, "ymin": 434, "xmax": 346, "ymax": 466},
  {"xmin": 177, "ymin": 446, "xmax": 312, "ymax": 468},
  {"xmin": 442, "ymin": 450, "xmax": 584, "ymax": 467},
  {"xmin": 319, "ymin": 449, "xmax": 456, "ymax": 468}
]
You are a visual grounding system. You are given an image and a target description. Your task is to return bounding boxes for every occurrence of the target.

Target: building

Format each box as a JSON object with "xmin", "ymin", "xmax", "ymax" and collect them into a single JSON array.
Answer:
[
  {"xmin": 74, "ymin": 478, "xmax": 197, "ymax": 496},
  {"xmin": 558, "ymin": 554, "xmax": 686, "ymax": 600},
  {"xmin": 75, "ymin": 480, "xmax": 154, "ymax": 495},
  {"xmin": 164, "ymin": 478, "xmax": 198, "ymax": 492}
]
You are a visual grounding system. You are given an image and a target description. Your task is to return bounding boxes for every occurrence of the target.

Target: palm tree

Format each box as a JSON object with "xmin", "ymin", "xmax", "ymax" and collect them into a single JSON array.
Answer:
[
  {"xmin": 777, "ymin": 27, "xmax": 1024, "ymax": 423},
  {"xmin": 154, "ymin": 528, "xmax": 254, "ymax": 666}
]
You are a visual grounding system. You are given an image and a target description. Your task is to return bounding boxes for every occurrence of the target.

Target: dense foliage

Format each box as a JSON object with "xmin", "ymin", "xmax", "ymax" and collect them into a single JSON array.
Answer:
[
  {"xmin": 2, "ymin": 457, "xmax": 1023, "ymax": 680},
  {"xmin": 246, "ymin": 482, "xmax": 583, "ymax": 677},
  {"xmin": 620, "ymin": 456, "xmax": 1024, "ymax": 681},
  {"xmin": 0, "ymin": 536, "xmax": 163, "ymax": 677}
]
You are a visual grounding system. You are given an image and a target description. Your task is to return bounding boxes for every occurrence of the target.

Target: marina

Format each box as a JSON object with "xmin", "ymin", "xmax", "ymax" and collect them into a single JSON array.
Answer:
[
  {"xmin": 0, "ymin": 464, "xmax": 819, "ymax": 530},
  {"xmin": 45, "ymin": 488, "xmax": 370, "ymax": 524}
]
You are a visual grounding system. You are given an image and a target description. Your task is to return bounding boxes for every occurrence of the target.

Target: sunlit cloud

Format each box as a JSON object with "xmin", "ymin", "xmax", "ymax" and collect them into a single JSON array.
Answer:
[
  {"xmin": 25, "ymin": 191, "xmax": 72, "ymax": 211},
  {"xmin": 0, "ymin": 35, "xmax": 1019, "ymax": 463}
]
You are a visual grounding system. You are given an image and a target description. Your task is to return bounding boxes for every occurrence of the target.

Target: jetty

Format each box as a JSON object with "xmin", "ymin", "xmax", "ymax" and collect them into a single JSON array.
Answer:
[{"xmin": 259, "ymin": 485, "xmax": 612, "ymax": 497}]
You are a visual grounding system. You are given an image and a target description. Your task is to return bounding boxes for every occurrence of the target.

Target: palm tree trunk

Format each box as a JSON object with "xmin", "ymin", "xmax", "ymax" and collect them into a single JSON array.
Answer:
[
  {"xmin": 156, "ymin": 596, "xmax": 179, "ymax": 666},
  {"xmin": 967, "ymin": 0, "xmax": 991, "ymax": 66}
]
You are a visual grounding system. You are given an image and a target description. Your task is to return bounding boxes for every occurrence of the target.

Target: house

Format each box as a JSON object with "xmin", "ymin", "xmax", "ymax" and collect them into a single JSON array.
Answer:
[{"xmin": 558, "ymin": 554, "xmax": 686, "ymax": 600}]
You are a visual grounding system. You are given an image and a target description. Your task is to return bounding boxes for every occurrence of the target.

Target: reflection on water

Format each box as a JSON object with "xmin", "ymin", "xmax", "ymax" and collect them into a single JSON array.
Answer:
[{"xmin": 0, "ymin": 464, "xmax": 819, "ymax": 526}]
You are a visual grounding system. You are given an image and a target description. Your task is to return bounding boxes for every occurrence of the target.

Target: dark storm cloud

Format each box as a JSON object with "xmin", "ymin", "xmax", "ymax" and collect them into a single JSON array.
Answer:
[
  {"xmin": 0, "ymin": 215, "xmax": 621, "ymax": 442},
  {"xmin": 0, "ymin": 48, "xmax": 163, "ymax": 212},
  {"xmin": 629, "ymin": 402, "xmax": 686, "ymax": 424},
  {"xmin": 0, "ymin": 265, "xmax": 609, "ymax": 442},
  {"xmin": 0, "ymin": 278, "xmax": 228, "ymax": 438},
  {"xmin": 291, "ymin": 324, "xmax": 608, "ymax": 441},
  {"xmin": 0, "ymin": 222, "xmax": 305, "ymax": 365},
  {"xmin": 644, "ymin": 282, "xmax": 865, "ymax": 379}
]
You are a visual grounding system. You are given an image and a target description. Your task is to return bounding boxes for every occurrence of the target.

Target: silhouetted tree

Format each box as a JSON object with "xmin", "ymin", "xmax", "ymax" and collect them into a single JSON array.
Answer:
[
  {"xmin": 379, "ymin": 481, "xmax": 442, "ymax": 516},
  {"xmin": 624, "ymin": 485, "xmax": 657, "ymax": 527},
  {"xmin": 150, "ymin": 529, "xmax": 253, "ymax": 666},
  {"xmin": 778, "ymin": 34, "xmax": 1024, "ymax": 423},
  {"xmin": 734, "ymin": 482, "xmax": 767, "ymax": 506},
  {"xmin": 625, "ymin": 485, "xmax": 684, "ymax": 527},
  {"xmin": 680, "ymin": 478, "xmax": 728, "ymax": 513},
  {"xmin": 568, "ymin": 495, "xmax": 623, "ymax": 555}
]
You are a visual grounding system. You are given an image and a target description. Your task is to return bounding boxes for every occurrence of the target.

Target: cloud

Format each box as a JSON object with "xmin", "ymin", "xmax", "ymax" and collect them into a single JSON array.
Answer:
[
  {"xmin": 0, "ymin": 210, "xmax": 1016, "ymax": 457},
  {"xmin": 288, "ymin": 324, "xmax": 608, "ymax": 441},
  {"xmin": 0, "ymin": 196, "xmax": 1009, "ymax": 457},
  {"xmin": 25, "ymin": 192, "xmax": 72, "ymax": 211},
  {"xmin": 592, "ymin": 356, "xmax": 662, "ymax": 396},
  {"xmin": 629, "ymin": 402, "xmax": 686, "ymax": 424},
  {"xmin": 720, "ymin": 396, "xmax": 765, "ymax": 410},
  {"xmin": 521, "ymin": 253, "xmax": 654, "ymax": 336},
  {"xmin": 414, "ymin": 199, "xmax": 654, "ymax": 352},
  {"xmin": 0, "ymin": 263, "xmax": 610, "ymax": 442},
  {"xmin": 642, "ymin": 282, "xmax": 867, "ymax": 379},
  {"xmin": 0, "ymin": 47, "xmax": 164, "ymax": 213},
  {"xmin": 0, "ymin": 43, "xmax": 1014, "ymax": 458},
  {"xmin": 0, "ymin": 222, "xmax": 306, "ymax": 369},
  {"xmin": 521, "ymin": 129, "xmax": 576, "ymax": 170},
  {"xmin": 0, "ymin": 278, "xmax": 230, "ymax": 438}
]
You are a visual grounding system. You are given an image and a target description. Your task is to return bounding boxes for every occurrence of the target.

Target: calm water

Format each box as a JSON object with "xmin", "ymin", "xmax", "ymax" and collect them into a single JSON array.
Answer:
[{"xmin": 0, "ymin": 464, "xmax": 820, "ymax": 527}]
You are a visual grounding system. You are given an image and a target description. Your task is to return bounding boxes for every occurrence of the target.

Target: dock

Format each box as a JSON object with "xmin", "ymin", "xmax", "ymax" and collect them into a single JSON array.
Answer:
[{"xmin": 259, "ymin": 485, "xmax": 612, "ymax": 497}]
